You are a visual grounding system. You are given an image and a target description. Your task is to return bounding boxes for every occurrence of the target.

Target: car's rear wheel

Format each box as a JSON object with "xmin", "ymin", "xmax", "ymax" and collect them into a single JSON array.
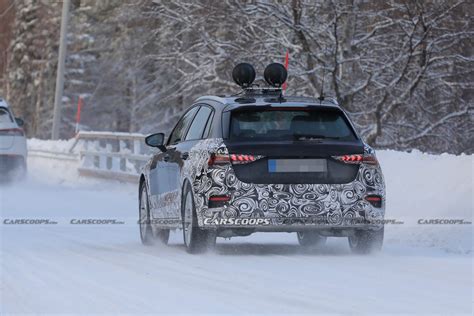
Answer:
[
  {"xmin": 12, "ymin": 158, "xmax": 27, "ymax": 180},
  {"xmin": 0, "ymin": 156, "xmax": 26, "ymax": 181},
  {"xmin": 297, "ymin": 231, "xmax": 327, "ymax": 249},
  {"xmin": 182, "ymin": 184, "xmax": 216, "ymax": 254},
  {"xmin": 17, "ymin": 160, "xmax": 27, "ymax": 181},
  {"xmin": 139, "ymin": 182, "xmax": 170, "ymax": 245},
  {"xmin": 348, "ymin": 227, "xmax": 384, "ymax": 254}
]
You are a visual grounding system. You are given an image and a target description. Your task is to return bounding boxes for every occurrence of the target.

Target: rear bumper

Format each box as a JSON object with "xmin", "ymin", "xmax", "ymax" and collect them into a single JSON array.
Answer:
[
  {"xmin": 0, "ymin": 136, "xmax": 27, "ymax": 157},
  {"xmin": 200, "ymin": 207, "xmax": 385, "ymax": 230},
  {"xmin": 194, "ymin": 165, "xmax": 385, "ymax": 230},
  {"xmin": 201, "ymin": 213, "xmax": 385, "ymax": 225}
]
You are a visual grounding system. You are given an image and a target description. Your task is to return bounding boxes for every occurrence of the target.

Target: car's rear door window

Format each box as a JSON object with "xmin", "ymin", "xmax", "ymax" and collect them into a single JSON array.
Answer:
[
  {"xmin": 202, "ymin": 110, "xmax": 215, "ymax": 139},
  {"xmin": 230, "ymin": 108, "xmax": 357, "ymax": 141},
  {"xmin": 185, "ymin": 105, "xmax": 213, "ymax": 141}
]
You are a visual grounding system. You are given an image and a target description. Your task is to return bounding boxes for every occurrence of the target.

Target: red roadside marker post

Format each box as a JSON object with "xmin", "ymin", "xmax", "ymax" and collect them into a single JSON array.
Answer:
[{"xmin": 282, "ymin": 51, "xmax": 289, "ymax": 91}]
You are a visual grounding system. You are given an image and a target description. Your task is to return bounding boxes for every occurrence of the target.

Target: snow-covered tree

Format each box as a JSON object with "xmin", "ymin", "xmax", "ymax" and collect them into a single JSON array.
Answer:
[{"xmin": 3, "ymin": 0, "xmax": 472, "ymax": 153}]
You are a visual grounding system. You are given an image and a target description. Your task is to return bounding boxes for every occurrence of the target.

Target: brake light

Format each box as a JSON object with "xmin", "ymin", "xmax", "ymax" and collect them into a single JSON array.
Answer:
[
  {"xmin": 209, "ymin": 195, "xmax": 231, "ymax": 202},
  {"xmin": 229, "ymin": 154, "xmax": 261, "ymax": 164},
  {"xmin": 208, "ymin": 153, "xmax": 264, "ymax": 166},
  {"xmin": 208, "ymin": 153, "xmax": 230, "ymax": 166},
  {"xmin": 333, "ymin": 154, "xmax": 378, "ymax": 165},
  {"xmin": 365, "ymin": 195, "xmax": 382, "ymax": 208},
  {"xmin": 0, "ymin": 128, "xmax": 24, "ymax": 136},
  {"xmin": 208, "ymin": 195, "xmax": 231, "ymax": 208}
]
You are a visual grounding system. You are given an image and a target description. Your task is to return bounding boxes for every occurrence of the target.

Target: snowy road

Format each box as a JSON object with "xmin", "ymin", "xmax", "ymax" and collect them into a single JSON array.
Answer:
[{"xmin": 1, "ymin": 151, "xmax": 472, "ymax": 314}]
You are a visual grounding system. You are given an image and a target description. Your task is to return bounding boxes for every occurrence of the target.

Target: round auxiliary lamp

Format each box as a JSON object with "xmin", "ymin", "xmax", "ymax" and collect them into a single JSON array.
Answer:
[
  {"xmin": 232, "ymin": 62, "xmax": 288, "ymax": 89},
  {"xmin": 263, "ymin": 63, "xmax": 287, "ymax": 88},
  {"xmin": 232, "ymin": 63, "xmax": 256, "ymax": 88}
]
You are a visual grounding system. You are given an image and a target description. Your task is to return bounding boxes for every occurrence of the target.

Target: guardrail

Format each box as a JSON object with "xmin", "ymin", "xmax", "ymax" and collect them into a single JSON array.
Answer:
[
  {"xmin": 74, "ymin": 131, "xmax": 151, "ymax": 182},
  {"xmin": 28, "ymin": 149, "xmax": 78, "ymax": 161},
  {"xmin": 28, "ymin": 131, "xmax": 153, "ymax": 182}
]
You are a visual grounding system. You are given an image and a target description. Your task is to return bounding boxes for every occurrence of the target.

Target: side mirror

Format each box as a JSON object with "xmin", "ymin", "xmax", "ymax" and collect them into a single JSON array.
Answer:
[
  {"xmin": 145, "ymin": 133, "xmax": 167, "ymax": 152},
  {"xmin": 15, "ymin": 117, "xmax": 24, "ymax": 127}
]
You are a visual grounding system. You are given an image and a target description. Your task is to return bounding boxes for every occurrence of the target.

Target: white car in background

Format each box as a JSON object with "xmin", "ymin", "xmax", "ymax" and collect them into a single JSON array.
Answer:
[{"xmin": 0, "ymin": 97, "xmax": 27, "ymax": 179}]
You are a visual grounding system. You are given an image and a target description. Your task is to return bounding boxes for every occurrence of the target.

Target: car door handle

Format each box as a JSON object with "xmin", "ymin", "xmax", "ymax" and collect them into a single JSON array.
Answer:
[
  {"xmin": 181, "ymin": 152, "xmax": 189, "ymax": 160},
  {"xmin": 163, "ymin": 155, "xmax": 170, "ymax": 162}
]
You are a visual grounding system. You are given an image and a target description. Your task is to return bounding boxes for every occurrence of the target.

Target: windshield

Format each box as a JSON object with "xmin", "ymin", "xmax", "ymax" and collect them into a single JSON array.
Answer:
[{"xmin": 229, "ymin": 108, "xmax": 357, "ymax": 141}]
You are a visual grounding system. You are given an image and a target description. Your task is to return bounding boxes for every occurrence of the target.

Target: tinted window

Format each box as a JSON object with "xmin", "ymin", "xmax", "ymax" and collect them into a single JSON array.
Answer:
[
  {"xmin": 202, "ymin": 110, "xmax": 215, "ymax": 138},
  {"xmin": 168, "ymin": 107, "xmax": 199, "ymax": 145},
  {"xmin": 185, "ymin": 106, "xmax": 213, "ymax": 141},
  {"xmin": 230, "ymin": 109, "xmax": 356, "ymax": 141},
  {"xmin": 0, "ymin": 107, "xmax": 13, "ymax": 124}
]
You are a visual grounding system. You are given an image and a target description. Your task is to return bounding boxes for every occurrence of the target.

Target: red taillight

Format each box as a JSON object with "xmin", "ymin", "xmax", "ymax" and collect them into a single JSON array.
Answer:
[
  {"xmin": 333, "ymin": 154, "xmax": 378, "ymax": 165},
  {"xmin": 230, "ymin": 154, "xmax": 259, "ymax": 164},
  {"xmin": 208, "ymin": 195, "xmax": 231, "ymax": 208},
  {"xmin": 365, "ymin": 195, "xmax": 382, "ymax": 208},
  {"xmin": 0, "ymin": 128, "xmax": 24, "ymax": 136},
  {"xmin": 209, "ymin": 195, "xmax": 231, "ymax": 202},
  {"xmin": 208, "ymin": 153, "xmax": 230, "ymax": 166},
  {"xmin": 208, "ymin": 153, "xmax": 263, "ymax": 166}
]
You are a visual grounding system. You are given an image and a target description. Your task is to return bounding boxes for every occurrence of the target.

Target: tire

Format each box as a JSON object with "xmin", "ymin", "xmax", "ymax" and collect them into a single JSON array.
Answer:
[
  {"xmin": 182, "ymin": 184, "xmax": 216, "ymax": 254},
  {"xmin": 139, "ymin": 181, "xmax": 170, "ymax": 245},
  {"xmin": 297, "ymin": 231, "xmax": 327, "ymax": 249},
  {"xmin": 348, "ymin": 227, "xmax": 384, "ymax": 254},
  {"xmin": 17, "ymin": 159, "xmax": 27, "ymax": 180},
  {"xmin": 1, "ymin": 157, "xmax": 26, "ymax": 182}
]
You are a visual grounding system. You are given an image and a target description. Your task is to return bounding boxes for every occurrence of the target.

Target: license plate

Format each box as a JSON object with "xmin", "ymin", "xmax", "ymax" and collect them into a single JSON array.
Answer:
[{"xmin": 268, "ymin": 159, "xmax": 327, "ymax": 173}]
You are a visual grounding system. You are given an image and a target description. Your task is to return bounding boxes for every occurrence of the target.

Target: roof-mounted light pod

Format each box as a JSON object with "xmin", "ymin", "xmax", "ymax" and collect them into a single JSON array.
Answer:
[
  {"xmin": 264, "ymin": 63, "xmax": 287, "ymax": 88},
  {"xmin": 232, "ymin": 63, "xmax": 256, "ymax": 88}
]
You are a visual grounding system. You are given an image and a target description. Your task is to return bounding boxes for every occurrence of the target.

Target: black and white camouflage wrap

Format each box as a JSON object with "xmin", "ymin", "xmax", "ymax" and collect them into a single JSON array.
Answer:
[{"xmin": 183, "ymin": 139, "xmax": 385, "ymax": 228}]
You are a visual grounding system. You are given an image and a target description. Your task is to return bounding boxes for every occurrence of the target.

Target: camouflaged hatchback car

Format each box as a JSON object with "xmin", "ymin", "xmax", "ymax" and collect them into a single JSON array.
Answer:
[{"xmin": 139, "ymin": 63, "xmax": 385, "ymax": 253}]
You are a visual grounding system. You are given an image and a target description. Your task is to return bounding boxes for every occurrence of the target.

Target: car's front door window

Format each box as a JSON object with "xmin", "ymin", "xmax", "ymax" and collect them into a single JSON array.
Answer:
[{"xmin": 168, "ymin": 107, "xmax": 199, "ymax": 145}]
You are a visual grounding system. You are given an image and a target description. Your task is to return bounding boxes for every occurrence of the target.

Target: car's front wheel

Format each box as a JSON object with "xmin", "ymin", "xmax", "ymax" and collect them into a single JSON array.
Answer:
[
  {"xmin": 182, "ymin": 184, "xmax": 215, "ymax": 254},
  {"xmin": 139, "ymin": 182, "xmax": 170, "ymax": 245},
  {"xmin": 297, "ymin": 231, "xmax": 327, "ymax": 249},
  {"xmin": 348, "ymin": 227, "xmax": 384, "ymax": 254}
]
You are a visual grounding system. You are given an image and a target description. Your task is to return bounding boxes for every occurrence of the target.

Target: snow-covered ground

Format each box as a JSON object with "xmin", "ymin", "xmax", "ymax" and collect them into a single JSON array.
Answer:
[{"xmin": 0, "ymin": 148, "xmax": 472, "ymax": 314}]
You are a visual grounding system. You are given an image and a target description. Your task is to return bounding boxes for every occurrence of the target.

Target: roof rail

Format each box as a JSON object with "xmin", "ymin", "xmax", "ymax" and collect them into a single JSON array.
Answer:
[
  {"xmin": 195, "ymin": 95, "xmax": 228, "ymax": 104},
  {"xmin": 316, "ymin": 96, "xmax": 338, "ymax": 105}
]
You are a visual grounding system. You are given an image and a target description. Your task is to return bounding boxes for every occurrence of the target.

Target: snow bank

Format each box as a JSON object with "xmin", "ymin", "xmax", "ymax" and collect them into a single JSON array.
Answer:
[
  {"xmin": 379, "ymin": 149, "xmax": 472, "ymax": 220},
  {"xmin": 378, "ymin": 150, "xmax": 472, "ymax": 253},
  {"xmin": 28, "ymin": 138, "xmax": 76, "ymax": 153}
]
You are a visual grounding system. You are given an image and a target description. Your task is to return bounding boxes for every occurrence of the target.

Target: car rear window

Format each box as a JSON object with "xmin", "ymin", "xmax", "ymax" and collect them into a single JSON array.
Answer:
[
  {"xmin": 229, "ymin": 108, "xmax": 357, "ymax": 141},
  {"xmin": 0, "ymin": 107, "xmax": 13, "ymax": 124}
]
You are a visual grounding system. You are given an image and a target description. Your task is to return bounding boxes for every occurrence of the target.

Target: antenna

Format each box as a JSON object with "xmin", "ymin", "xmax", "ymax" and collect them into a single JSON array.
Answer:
[{"xmin": 318, "ymin": 66, "xmax": 326, "ymax": 103}]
